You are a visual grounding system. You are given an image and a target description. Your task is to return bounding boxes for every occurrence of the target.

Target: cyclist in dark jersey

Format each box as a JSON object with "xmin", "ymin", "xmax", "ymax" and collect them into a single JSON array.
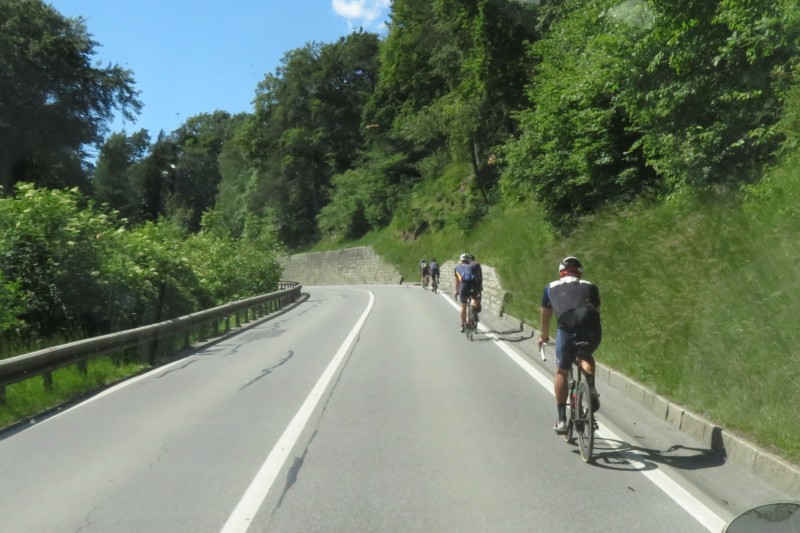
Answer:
[
  {"xmin": 537, "ymin": 256, "xmax": 602, "ymax": 434},
  {"xmin": 454, "ymin": 253, "xmax": 481, "ymax": 332},
  {"xmin": 429, "ymin": 258, "xmax": 440, "ymax": 285},
  {"xmin": 419, "ymin": 259, "xmax": 430, "ymax": 287}
]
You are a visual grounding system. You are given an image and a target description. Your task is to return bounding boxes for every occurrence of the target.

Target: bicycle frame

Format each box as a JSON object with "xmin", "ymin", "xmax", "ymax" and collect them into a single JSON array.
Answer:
[{"xmin": 464, "ymin": 295, "xmax": 479, "ymax": 341}]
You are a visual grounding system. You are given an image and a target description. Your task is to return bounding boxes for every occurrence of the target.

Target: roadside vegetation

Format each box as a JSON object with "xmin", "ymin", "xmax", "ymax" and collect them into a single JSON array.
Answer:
[{"xmin": 2, "ymin": 0, "xmax": 799, "ymax": 467}]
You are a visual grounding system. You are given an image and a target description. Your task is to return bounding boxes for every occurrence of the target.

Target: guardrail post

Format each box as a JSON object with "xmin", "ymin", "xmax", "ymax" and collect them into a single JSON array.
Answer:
[
  {"xmin": 0, "ymin": 385, "xmax": 5, "ymax": 405},
  {"xmin": 78, "ymin": 360, "xmax": 88, "ymax": 375},
  {"xmin": 43, "ymin": 372, "xmax": 53, "ymax": 391},
  {"xmin": 138, "ymin": 340, "xmax": 156, "ymax": 366}
]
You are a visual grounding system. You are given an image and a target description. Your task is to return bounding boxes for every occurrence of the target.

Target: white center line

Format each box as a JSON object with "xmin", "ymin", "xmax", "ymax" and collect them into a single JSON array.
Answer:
[{"xmin": 220, "ymin": 290, "xmax": 375, "ymax": 533}]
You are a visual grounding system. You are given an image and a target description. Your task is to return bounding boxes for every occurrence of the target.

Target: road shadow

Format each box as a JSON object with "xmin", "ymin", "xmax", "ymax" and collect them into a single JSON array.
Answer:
[
  {"xmin": 473, "ymin": 326, "xmax": 535, "ymax": 343},
  {"xmin": 575, "ymin": 435, "xmax": 726, "ymax": 472}
]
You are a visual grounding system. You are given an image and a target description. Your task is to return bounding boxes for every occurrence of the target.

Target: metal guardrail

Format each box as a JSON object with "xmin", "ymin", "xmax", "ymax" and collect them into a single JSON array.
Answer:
[{"xmin": 0, "ymin": 281, "xmax": 302, "ymax": 402}]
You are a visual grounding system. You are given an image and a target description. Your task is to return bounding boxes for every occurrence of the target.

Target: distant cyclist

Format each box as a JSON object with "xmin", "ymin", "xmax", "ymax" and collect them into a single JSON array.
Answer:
[
  {"xmin": 419, "ymin": 258, "xmax": 430, "ymax": 287},
  {"xmin": 454, "ymin": 252, "xmax": 481, "ymax": 332},
  {"xmin": 537, "ymin": 256, "xmax": 602, "ymax": 435},
  {"xmin": 467, "ymin": 254, "xmax": 483, "ymax": 318},
  {"xmin": 429, "ymin": 258, "xmax": 440, "ymax": 286}
]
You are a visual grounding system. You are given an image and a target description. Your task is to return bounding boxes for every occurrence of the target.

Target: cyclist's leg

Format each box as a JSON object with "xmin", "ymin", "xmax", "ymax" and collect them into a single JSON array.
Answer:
[
  {"xmin": 582, "ymin": 355, "xmax": 600, "ymax": 412},
  {"xmin": 554, "ymin": 332, "xmax": 573, "ymax": 403},
  {"xmin": 458, "ymin": 290, "xmax": 469, "ymax": 330},
  {"xmin": 554, "ymin": 329, "xmax": 575, "ymax": 432},
  {"xmin": 577, "ymin": 325, "xmax": 602, "ymax": 402}
]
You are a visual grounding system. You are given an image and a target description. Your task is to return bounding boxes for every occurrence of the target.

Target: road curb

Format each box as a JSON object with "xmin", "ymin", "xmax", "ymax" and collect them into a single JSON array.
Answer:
[{"xmin": 485, "ymin": 310, "xmax": 800, "ymax": 499}]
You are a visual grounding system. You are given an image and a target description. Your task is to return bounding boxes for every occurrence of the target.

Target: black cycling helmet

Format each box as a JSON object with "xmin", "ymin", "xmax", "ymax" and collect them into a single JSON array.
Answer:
[
  {"xmin": 558, "ymin": 256, "xmax": 583, "ymax": 274},
  {"xmin": 468, "ymin": 254, "xmax": 476, "ymax": 261}
]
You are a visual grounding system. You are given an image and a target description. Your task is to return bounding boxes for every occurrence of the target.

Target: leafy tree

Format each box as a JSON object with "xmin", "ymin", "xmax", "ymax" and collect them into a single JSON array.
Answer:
[
  {"xmin": 317, "ymin": 153, "xmax": 406, "ymax": 239},
  {"xmin": 0, "ymin": 273, "xmax": 24, "ymax": 333},
  {"xmin": 0, "ymin": 0, "xmax": 141, "ymax": 193},
  {"xmin": 500, "ymin": 0, "xmax": 657, "ymax": 227},
  {"xmin": 244, "ymin": 32, "xmax": 381, "ymax": 248},
  {"xmin": 501, "ymin": 0, "xmax": 798, "ymax": 228},
  {"xmin": 93, "ymin": 129, "xmax": 151, "ymax": 221},
  {"xmin": 363, "ymin": 0, "xmax": 537, "ymax": 212},
  {"xmin": 622, "ymin": 0, "xmax": 800, "ymax": 188},
  {"xmin": 169, "ymin": 111, "xmax": 236, "ymax": 232},
  {"xmin": 0, "ymin": 184, "xmax": 118, "ymax": 337},
  {"xmin": 430, "ymin": 0, "xmax": 538, "ymax": 193},
  {"xmin": 365, "ymin": 0, "xmax": 448, "ymax": 163},
  {"xmin": 111, "ymin": 221, "xmax": 208, "ymax": 328},
  {"xmin": 213, "ymin": 118, "xmax": 259, "ymax": 238},
  {"xmin": 127, "ymin": 133, "xmax": 178, "ymax": 224},
  {"xmin": 188, "ymin": 213, "xmax": 283, "ymax": 303}
]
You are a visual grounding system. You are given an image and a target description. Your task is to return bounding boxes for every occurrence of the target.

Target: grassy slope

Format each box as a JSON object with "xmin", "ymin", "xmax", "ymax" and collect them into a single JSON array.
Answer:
[{"xmin": 329, "ymin": 155, "xmax": 800, "ymax": 466}]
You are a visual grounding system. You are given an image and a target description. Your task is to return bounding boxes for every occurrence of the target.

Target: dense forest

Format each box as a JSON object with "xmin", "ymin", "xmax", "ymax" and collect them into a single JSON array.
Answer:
[{"xmin": 1, "ymin": 0, "xmax": 798, "ymax": 350}]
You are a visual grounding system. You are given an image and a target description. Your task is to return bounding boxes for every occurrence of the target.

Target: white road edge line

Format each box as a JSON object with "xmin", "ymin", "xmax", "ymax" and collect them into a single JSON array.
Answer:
[
  {"xmin": 442, "ymin": 293, "xmax": 727, "ymax": 533},
  {"xmin": 220, "ymin": 290, "xmax": 375, "ymax": 533}
]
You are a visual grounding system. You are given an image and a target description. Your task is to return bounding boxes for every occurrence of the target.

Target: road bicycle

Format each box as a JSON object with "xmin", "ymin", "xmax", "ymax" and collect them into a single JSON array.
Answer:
[
  {"xmin": 562, "ymin": 341, "xmax": 598, "ymax": 463},
  {"xmin": 431, "ymin": 274, "xmax": 438, "ymax": 293},
  {"xmin": 464, "ymin": 296, "xmax": 479, "ymax": 341},
  {"xmin": 422, "ymin": 274, "xmax": 430, "ymax": 290}
]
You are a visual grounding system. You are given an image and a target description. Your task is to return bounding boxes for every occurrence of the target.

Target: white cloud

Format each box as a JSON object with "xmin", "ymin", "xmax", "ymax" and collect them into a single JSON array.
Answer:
[{"xmin": 332, "ymin": 0, "xmax": 390, "ymax": 28}]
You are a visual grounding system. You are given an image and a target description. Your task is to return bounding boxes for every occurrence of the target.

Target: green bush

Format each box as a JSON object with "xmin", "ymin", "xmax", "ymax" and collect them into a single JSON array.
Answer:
[
  {"xmin": 0, "ymin": 184, "xmax": 285, "ymax": 352},
  {"xmin": 0, "ymin": 184, "xmax": 118, "ymax": 337}
]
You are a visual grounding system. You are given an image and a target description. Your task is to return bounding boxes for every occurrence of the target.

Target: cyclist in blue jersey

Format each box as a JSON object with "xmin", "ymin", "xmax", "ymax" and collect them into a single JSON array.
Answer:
[
  {"xmin": 537, "ymin": 257, "xmax": 602, "ymax": 434},
  {"xmin": 429, "ymin": 258, "xmax": 440, "ymax": 286},
  {"xmin": 454, "ymin": 253, "xmax": 481, "ymax": 332}
]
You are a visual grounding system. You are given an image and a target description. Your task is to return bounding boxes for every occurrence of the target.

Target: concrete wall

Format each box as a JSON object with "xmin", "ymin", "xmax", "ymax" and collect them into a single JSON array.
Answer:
[{"xmin": 280, "ymin": 246, "xmax": 509, "ymax": 316}]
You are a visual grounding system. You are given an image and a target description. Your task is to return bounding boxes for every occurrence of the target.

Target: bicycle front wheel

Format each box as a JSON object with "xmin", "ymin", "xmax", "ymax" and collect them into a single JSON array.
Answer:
[
  {"xmin": 576, "ymin": 380, "xmax": 595, "ymax": 462},
  {"xmin": 466, "ymin": 306, "xmax": 474, "ymax": 341}
]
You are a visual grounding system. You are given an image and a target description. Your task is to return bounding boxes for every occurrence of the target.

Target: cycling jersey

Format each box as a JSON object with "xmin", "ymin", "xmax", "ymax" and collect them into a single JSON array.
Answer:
[
  {"xmin": 542, "ymin": 276, "xmax": 600, "ymax": 326},
  {"xmin": 542, "ymin": 275, "xmax": 601, "ymax": 370}
]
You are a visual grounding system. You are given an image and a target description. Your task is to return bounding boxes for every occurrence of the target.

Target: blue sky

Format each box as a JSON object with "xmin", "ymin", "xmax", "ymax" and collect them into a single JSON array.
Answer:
[{"xmin": 47, "ymin": 0, "xmax": 391, "ymax": 138}]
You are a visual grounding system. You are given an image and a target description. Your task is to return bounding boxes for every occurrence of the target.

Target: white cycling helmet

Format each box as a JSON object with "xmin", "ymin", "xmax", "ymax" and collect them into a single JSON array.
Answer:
[
  {"xmin": 459, "ymin": 252, "xmax": 469, "ymax": 262},
  {"xmin": 558, "ymin": 256, "xmax": 583, "ymax": 273}
]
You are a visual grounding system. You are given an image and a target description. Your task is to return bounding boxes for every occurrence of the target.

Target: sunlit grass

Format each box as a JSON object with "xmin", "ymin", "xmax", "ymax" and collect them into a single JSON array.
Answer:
[{"xmin": 0, "ymin": 356, "xmax": 147, "ymax": 429}]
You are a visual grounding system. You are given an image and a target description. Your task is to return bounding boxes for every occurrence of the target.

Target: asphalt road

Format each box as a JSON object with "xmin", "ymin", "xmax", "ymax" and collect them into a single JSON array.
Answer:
[{"xmin": 0, "ymin": 286, "xmax": 791, "ymax": 532}]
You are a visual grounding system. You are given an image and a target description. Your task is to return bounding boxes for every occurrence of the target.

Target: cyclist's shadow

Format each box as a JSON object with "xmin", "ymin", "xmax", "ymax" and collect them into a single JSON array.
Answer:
[
  {"xmin": 586, "ymin": 435, "xmax": 726, "ymax": 472},
  {"xmin": 474, "ymin": 325, "xmax": 534, "ymax": 343}
]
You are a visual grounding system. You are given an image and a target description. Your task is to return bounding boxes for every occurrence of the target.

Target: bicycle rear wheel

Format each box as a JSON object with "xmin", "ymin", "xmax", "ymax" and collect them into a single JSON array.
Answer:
[
  {"xmin": 466, "ymin": 305, "xmax": 474, "ymax": 341},
  {"xmin": 564, "ymin": 379, "xmax": 575, "ymax": 443},
  {"xmin": 576, "ymin": 380, "xmax": 595, "ymax": 462},
  {"xmin": 563, "ymin": 415, "xmax": 574, "ymax": 443}
]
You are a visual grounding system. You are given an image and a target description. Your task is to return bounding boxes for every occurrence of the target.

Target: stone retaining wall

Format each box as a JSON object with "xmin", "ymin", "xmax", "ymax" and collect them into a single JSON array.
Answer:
[{"xmin": 279, "ymin": 246, "xmax": 402, "ymax": 286}]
